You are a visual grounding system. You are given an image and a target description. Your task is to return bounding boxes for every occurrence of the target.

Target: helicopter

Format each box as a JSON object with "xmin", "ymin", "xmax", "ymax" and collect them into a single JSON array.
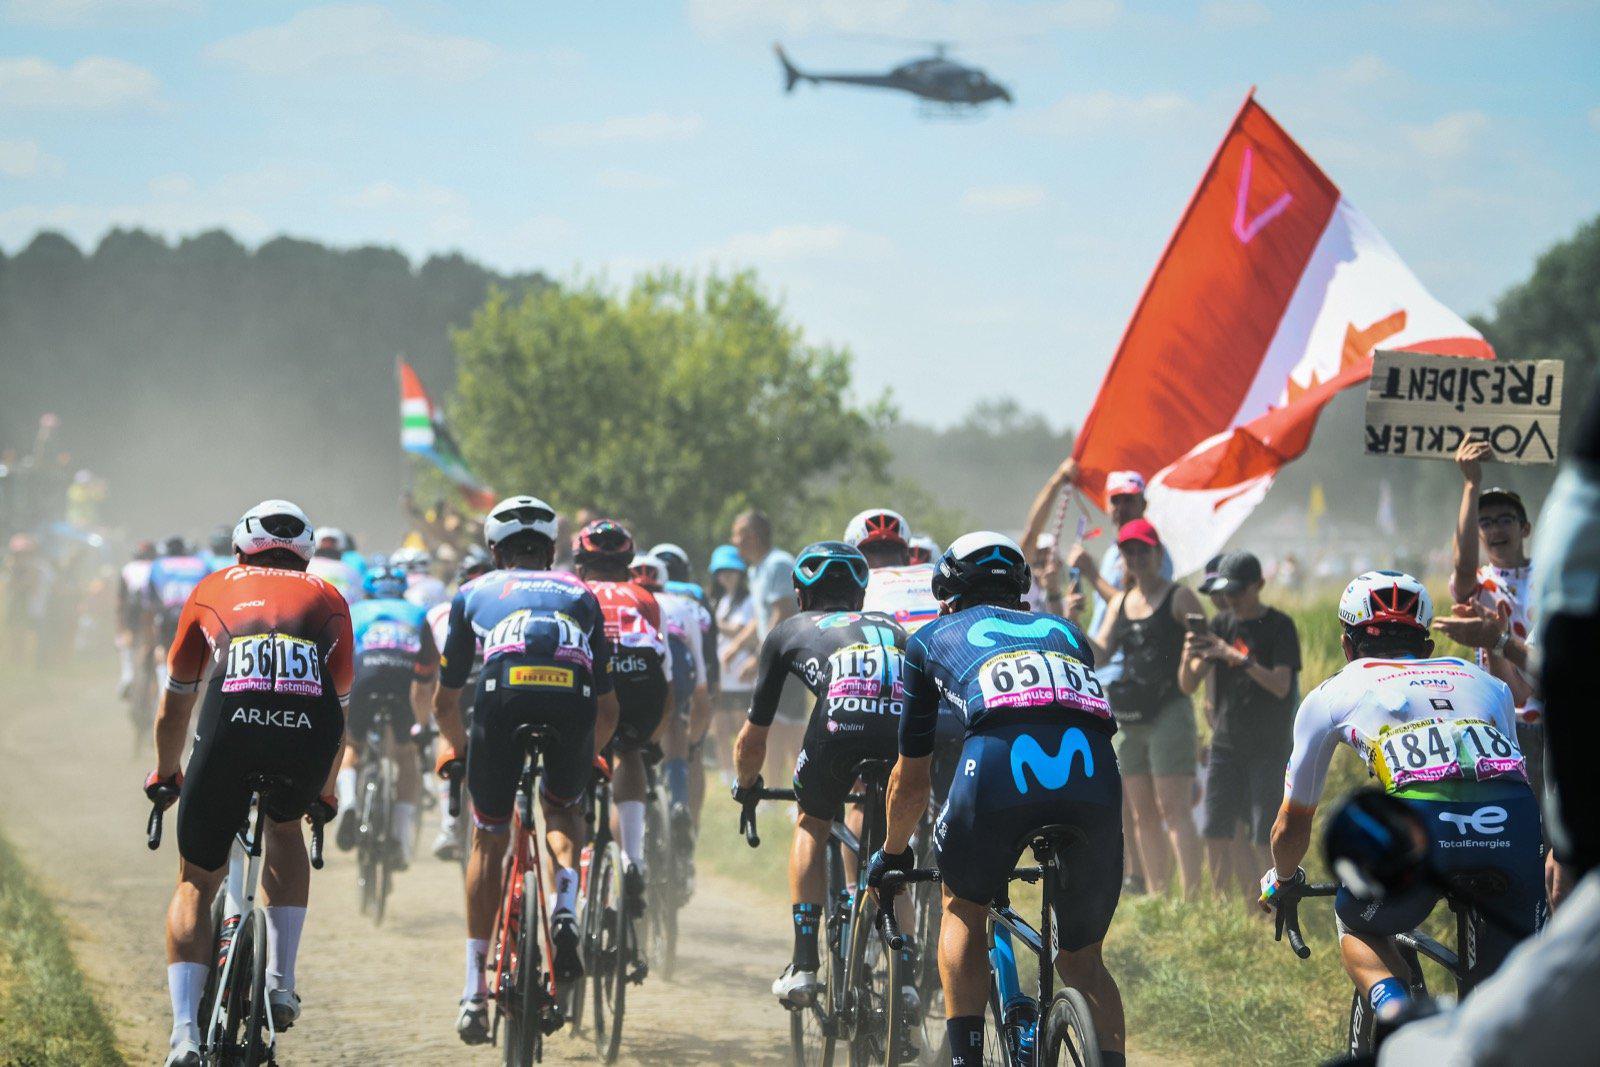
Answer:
[{"xmin": 774, "ymin": 42, "xmax": 1012, "ymax": 109}]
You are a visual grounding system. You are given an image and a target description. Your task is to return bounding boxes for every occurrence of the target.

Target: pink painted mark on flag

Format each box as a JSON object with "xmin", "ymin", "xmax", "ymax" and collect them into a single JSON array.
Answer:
[{"xmin": 1233, "ymin": 147, "xmax": 1292, "ymax": 244}]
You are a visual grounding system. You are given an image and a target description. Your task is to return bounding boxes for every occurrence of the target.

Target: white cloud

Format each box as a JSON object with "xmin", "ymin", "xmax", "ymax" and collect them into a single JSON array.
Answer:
[
  {"xmin": 535, "ymin": 112, "xmax": 705, "ymax": 147},
  {"xmin": 688, "ymin": 0, "xmax": 1118, "ymax": 39},
  {"xmin": 1201, "ymin": 0, "xmax": 1270, "ymax": 26},
  {"xmin": 340, "ymin": 180, "xmax": 466, "ymax": 212},
  {"xmin": 1332, "ymin": 52, "xmax": 1394, "ymax": 87},
  {"xmin": 203, "ymin": 4, "xmax": 500, "ymax": 80},
  {"xmin": 961, "ymin": 183, "xmax": 1046, "ymax": 212},
  {"xmin": 147, "ymin": 172, "xmax": 193, "ymax": 197},
  {"xmin": 1032, "ymin": 89, "xmax": 1195, "ymax": 136},
  {"xmin": 701, "ymin": 223, "xmax": 892, "ymax": 263},
  {"xmin": 5, "ymin": 0, "xmax": 198, "ymax": 28},
  {"xmin": 1407, "ymin": 110, "xmax": 1489, "ymax": 160},
  {"xmin": 0, "ymin": 139, "xmax": 64, "ymax": 177},
  {"xmin": 0, "ymin": 55, "xmax": 162, "ymax": 111},
  {"xmin": 596, "ymin": 168, "xmax": 669, "ymax": 192}
]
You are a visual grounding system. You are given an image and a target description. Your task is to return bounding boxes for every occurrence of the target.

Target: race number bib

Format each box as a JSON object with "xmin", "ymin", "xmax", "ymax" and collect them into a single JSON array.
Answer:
[
  {"xmin": 484, "ymin": 610, "xmax": 594, "ymax": 668},
  {"xmin": 484, "ymin": 610, "xmax": 536, "ymax": 661},
  {"xmin": 978, "ymin": 650, "xmax": 1110, "ymax": 719},
  {"xmin": 825, "ymin": 640, "xmax": 905, "ymax": 714},
  {"xmin": 1456, "ymin": 719, "xmax": 1526, "ymax": 783},
  {"xmin": 222, "ymin": 633, "xmax": 324, "ymax": 697},
  {"xmin": 1372, "ymin": 718, "xmax": 1526, "ymax": 791},
  {"xmin": 359, "ymin": 621, "xmax": 420, "ymax": 655}
]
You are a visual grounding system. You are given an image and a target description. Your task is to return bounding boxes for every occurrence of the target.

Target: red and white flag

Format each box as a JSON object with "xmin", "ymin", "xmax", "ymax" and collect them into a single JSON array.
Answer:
[{"xmin": 1071, "ymin": 92, "xmax": 1491, "ymax": 576}]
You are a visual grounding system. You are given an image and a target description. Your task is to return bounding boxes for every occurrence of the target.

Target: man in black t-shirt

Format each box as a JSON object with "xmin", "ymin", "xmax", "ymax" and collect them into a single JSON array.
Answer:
[{"xmin": 1183, "ymin": 550, "xmax": 1300, "ymax": 900}]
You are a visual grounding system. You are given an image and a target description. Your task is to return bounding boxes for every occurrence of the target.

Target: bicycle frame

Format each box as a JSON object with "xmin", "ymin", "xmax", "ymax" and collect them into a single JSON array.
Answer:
[
  {"xmin": 202, "ymin": 792, "xmax": 274, "ymax": 1057},
  {"xmin": 491, "ymin": 737, "xmax": 560, "ymax": 1022}
]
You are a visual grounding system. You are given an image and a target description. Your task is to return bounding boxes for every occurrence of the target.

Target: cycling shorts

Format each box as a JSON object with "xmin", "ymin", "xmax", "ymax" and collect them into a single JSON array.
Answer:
[
  {"xmin": 346, "ymin": 667, "xmax": 415, "ymax": 747},
  {"xmin": 936, "ymin": 718, "xmax": 1123, "ymax": 951},
  {"xmin": 1335, "ymin": 782, "xmax": 1544, "ymax": 980},
  {"xmin": 792, "ymin": 706, "xmax": 899, "ymax": 821},
  {"xmin": 177, "ymin": 679, "xmax": 344, "ymax": 871},
  {"xmin": 468, "ymin": 666, "xmax": 596, "ymax": 825},
  {"xmin": 609, "ymin": 666, "xmax": 668, "ymax": 753},
  {"xmin": 1201, "ymin": 742, "xmax": 1287, "ymax": 845},
  {"xmin": 154, "ymin": 608, "xmax": 183, "ymax": 650}
]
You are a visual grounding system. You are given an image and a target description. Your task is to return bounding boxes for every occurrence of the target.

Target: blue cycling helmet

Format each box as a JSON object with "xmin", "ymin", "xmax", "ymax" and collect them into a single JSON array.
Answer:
[
  {"xmin": 792, "ymin": 541, "xmax": 870, "ymax": 594},
  {"xmin": 363, "ymin": 563, "xmax": 407, "ymax": 599},
  {"xmin": 932, "ymin": 531, "xmax": 1030, "ymax": 603},
  {"xmin": 709, "ymin": 543, "xmax": 744, "ymax": 575}
]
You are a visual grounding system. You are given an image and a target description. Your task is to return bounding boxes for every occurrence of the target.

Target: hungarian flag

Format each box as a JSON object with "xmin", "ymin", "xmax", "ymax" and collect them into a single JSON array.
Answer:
[
  {"xmin": 398, "ymin": 356, "xmax": 497, "ymax": 510},
  {"xmin": 1071, "ymin": 92, "xmax": 1491, "ymax": 576}
]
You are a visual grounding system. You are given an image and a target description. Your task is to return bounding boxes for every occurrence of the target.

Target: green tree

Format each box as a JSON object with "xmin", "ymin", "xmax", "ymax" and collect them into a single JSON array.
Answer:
[{"xmin": 449, "ymin": 270, "xmax": 888, "ymax": 555}]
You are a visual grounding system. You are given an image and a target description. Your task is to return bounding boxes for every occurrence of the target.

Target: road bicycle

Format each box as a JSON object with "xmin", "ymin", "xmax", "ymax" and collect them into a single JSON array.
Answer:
[
  {"xmin": 351, "ymin": 699, "xmax": 408, "ymax": 924},
  {"xmin": 1273, "ymin": 869, "xmax": 1515, "ymax": 1057},
  {"xmin": 880, "ymin": 826, "xmax": 1104, "ymax": 1067},
  {"xmin": 642, "ymin": 753, "xmax": 693, "ymax": 980},
  {"xmin": 147, "ymin": 775, "xmax": 327, "ymax": 1066},
  {"xmin": 737, "ymin": 759, "xmax": 905, "ymax": 1066}
]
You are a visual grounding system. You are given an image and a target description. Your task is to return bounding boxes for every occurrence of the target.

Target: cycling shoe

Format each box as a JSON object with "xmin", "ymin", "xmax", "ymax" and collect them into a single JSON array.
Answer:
[
  {"xmin": 164, "ymin": 1040, "xmax": 202, "ymax": 1067},
  {"xmin": 772, "ymin": 963, "xmax": 823, "ymax": 1008},
  {"xmin": 456, "ymin": 997, "xmax": 490, "ymax": 1045},
  {"xmin": 552, "ymin": 910, "xmax": 583, "ymax": 981}
]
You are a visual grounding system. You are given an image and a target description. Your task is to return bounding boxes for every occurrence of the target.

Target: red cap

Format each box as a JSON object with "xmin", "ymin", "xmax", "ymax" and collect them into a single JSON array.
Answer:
[{"xmin": 1117, "ymin": 518, "xmax": 1160, "ymax": 548}]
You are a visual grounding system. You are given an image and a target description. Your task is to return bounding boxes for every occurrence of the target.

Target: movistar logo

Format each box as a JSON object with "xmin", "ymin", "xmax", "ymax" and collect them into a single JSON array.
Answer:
[
  {"xmin": 1010, "ymin": 729, "xmax": 1094, "ymax": 794},
  {"xmin": 967, "ymin": 615, "xmax": 1080, "ymax": 650}
]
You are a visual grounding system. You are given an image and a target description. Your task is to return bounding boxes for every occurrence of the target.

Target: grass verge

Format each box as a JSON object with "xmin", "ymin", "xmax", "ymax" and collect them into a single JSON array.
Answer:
[{"xmin": 0, "ymin": 826, "xmax": 125, "ymax": 1066}]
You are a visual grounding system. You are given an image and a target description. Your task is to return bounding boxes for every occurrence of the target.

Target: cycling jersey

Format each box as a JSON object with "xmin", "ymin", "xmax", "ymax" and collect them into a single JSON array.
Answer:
[
  {"xmin": 118, "ymin": 558, "xmax": 153, "ymax": 630},
  {"xmin": 1283, "ymin": 656, "xmax": 1525, "ymax": 807},
  {"xmin": 587, "ymin": 578, "xmax": 669, "ymax": 750},
  {"xmin": 306, "ymin": 555, "xmax": 364, "ymax": 604},
  {"xmin": 656, "ymin": 586, "xmax": 709, "ymax": 714},
  {"xmin": 145, "ymin": 554, "xmax": 210, "ymax": 642},
  {"xmin": 437, "ymin": 569, "xmax": 610, "ymax": 696},
  {"xmin": 667, "ymin": 578, "xmax": 720, "ymax": 692},
  {"xmin": 899, "ymin": 605, "xmax": 1108, "ymax": 759},
  {"xmin": 862, "ymin": 564, "xmax": 940, "ymax": 633},
  {"xmin": 167, "ymin": 565, "xmax": 354, "ymax": 870},
  {"xmin": 404, "ymin": 572, "xmax": 449, "ymax": 610},
  {"xmin": 349, "ymin": 596, "xmax": 438, "ymax": 744},
  {"xmin": 747, "ymin": 609, "xmax": 909, "ymax": 818}
]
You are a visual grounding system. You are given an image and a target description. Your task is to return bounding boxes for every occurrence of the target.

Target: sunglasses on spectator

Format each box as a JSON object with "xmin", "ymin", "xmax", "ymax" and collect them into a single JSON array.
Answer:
[{"xmin": 1477, "ymin": 514, "xmax": 1522, "ymax": 530}]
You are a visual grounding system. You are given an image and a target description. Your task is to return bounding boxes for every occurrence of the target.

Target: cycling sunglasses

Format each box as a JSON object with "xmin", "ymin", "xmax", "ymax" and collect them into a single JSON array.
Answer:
[
  {"xmin": 794, "ymin": 553, "xmax": 869, "ymax": 589},
  {"xmin": 257, "ymin": 514, "xmax": 306, "ymax": 539},
  {"xmin": 494, "ymin": 505, "xmax": 555, "ymax": 526}
]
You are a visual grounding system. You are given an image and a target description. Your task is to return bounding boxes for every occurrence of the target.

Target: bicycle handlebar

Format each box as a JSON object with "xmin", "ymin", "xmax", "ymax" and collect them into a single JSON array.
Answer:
[
  {"xmin": 146, "ymin": 786, "xmax": 181, "ymax": 850},
  {"xmin": 875, "ymin": 868, "xmax": 941, "ymax": 952},
  {"xmin": 1271, "ymin": 880, "xmax": 1338, "ymax": 959},
  {"xmin": 308, "ymin": 805, "xmax": 327, "ymax": 871},
  {"xmin": 734, "ymin": 786, "xmax": 797, "ymax": 848},
  {"xmin": 440, "ymin": 758, "xmax": 466, "ymax": 819}
]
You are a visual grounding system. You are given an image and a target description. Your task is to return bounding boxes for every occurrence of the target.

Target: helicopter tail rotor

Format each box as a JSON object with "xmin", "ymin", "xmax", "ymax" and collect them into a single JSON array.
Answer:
[{"xmin": 773, "ymin": 44, "xmax": 804, "ymax": 92}]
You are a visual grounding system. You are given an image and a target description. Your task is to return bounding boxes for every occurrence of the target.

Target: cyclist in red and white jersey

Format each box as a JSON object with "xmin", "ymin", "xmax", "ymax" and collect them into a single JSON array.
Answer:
[{"xmin": 847, "ymin": 508, "xmax": 941, "ymax": 635}]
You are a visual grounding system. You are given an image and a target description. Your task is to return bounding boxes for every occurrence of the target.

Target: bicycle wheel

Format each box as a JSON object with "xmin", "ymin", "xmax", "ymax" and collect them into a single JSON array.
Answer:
[
  {"xmin": 912, "ymin": 878, "xmax": 944, "ymax": 1065},
  {"xmin": 497, "ymin": 871, "xmax": 524, "ymax": 1067},
  {"xmin": 590, "ymin": 842, "xmax": 627, "ymax": 1064},
  {"xmin": 846, "ymin": 889, "xmax": 893, "ymax": 1067},
  {"xmin": 357, "ymin": 771, "xmax": 379, "ymax": 919},
  {"xmin": 1038, "ymin": 989, "xmax": 1100, "ymax": 1067},
  {"xmin": 981, "ymin": 980, "xmax": 1011, "ymax": 1067},
  {"xmin": 240, "ymin": 909, "xmax": 271, "ymax": 1067},
  {"xmin": 884, "ymin": 929, "xmax": 916, "ymax": 1066},
  {"xmin": 514, "ymin": 870, "xmax": 543, "ymax": 1066}
]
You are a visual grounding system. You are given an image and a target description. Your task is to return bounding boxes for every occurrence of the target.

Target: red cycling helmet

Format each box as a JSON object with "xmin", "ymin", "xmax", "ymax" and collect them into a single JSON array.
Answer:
[
  {"xmin": 572, "ymin": 519, "xmax": 634, "ymax": 565},
  {"xmin": 844, "ymin": 508, "xmax": 910, "ymax": 549}
]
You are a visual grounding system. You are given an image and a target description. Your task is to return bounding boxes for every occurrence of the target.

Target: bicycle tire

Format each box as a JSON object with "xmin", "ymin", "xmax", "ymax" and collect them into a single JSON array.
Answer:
[
  {"xmin": 1039, "ymin": 989, "xmax": 1100, "ymax": 1067},
  {"xmin": 215, "ymin": 906, "xmax": 255, "ymax": 1064},
  {"xmin": 590, "ymin": 842, "xmax": 627, "ymax": 1064},
  {"xmin": 240, "ymin": 909, "xmax": 271, "ymax": 1067},
  {"xmin": 198, "ymin": 890, "xmax": 226, "ymax": 1044},
  {"xmin": 515, "ymin": 870, "xmax": 542, "ymax": 1066},
  {"xmin": 846, "ymin": 886, "xmax": 894, "ymax": 1066},
  {"xmin": 786, "ymin": 844, "xmax": 838, "ymax": 1067},
  {"xmin": 912, "ymin": 876, "xmax": 944, "ymax": 1064},
  {"xmin": 497, "ymin": 867, "xmax": 524, "ymax": 1067},
  {"xmin": 981, "ymin": 980, "xmax": 1011, "ymax": 1067}
]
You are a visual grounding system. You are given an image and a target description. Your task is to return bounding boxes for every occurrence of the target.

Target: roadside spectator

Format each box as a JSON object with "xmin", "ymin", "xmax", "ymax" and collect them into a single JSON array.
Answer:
[
  {"xmin": 709, "ymin": 543, "xmax": 757, "ymax": 778},
  {"xmin": 1441, "ymin": 439, "xmax": 1542, "ymax": 792},
  {"xmin": 1187, "ymin": 551, "xmax": 1300, "ymax": 902},
  {"xmin": 1090, "ymin": 518, "xmax": 1207, "ymax": 900},
  {"xmin": 731, "ymin": 508, "xmax": 804, "ymax": 781}
]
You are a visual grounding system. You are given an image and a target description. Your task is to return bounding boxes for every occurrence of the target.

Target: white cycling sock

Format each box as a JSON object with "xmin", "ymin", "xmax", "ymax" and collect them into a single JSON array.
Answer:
[
  {"xmin": 393, "ymin": 801, "xmax": 418, "ymax": 857},
  {"xmin": 264, "ymin": 905, "xmax": 306, "ymax": 993},
  {"xmin": 552, "ymin": 867, "xmax": 578, "ymax": 916},
  {"xmin": 618, "ymin": 800, "xmax": 646, "ymax": 872},
  {"xmin": 463, "ymin": 938, "xmax": 489, "ymax": 1000},
  {"xmin": 168, "ymin": 961, "xmax": 207, "ymax": 1046},
  {"xmin": 335, "ymin": 767, "xmax": 357, "ymax": 812}
]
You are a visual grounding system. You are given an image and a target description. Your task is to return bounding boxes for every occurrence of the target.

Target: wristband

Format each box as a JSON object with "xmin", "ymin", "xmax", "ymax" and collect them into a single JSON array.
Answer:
[{"xmin": 1493, "ymin": 628, "xmax": 1512, "ymax": 655}]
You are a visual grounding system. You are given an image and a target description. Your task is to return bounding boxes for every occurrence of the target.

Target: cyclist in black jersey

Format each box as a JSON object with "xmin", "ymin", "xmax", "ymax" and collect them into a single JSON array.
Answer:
[{"xmin": 732, "ymin": 541, "xmax": 911, "ymax": 1007}]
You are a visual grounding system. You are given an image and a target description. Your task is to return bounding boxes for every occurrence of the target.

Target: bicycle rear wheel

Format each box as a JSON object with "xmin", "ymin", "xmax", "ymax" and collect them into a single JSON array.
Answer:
[
  {"xmin": 846, "ymin": 892, "xmax": 891, "ymax": 1066},
  {"xmin": 513, "ymin": 870, "xmax": 543, "ymax": 1066},
  {"xmin": 240, "ymin": 909, "xmax": 271, "ymax": 1067},
  {"xmin": 981, "ymin": 980, "xmax": 1012, "ymax": 1067},
  {"xmin": 590, "ymin": 842, "xmax": 627, "ymax": 1064},
  {"xmin": 1039, "ymin": 989, "xmax": 1100, "ymax": 1067}
]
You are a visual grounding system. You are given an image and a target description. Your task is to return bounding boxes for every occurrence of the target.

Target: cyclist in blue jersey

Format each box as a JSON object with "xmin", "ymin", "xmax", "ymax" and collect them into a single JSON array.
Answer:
[
  {"xmin": 332, "ymin": 563, "xmax": 438, "ymax": 868},
  {"xmin": 431, "ymin": 496, "xmax": 620, "ymax": 1045},
  {"xmin": 868, "ymin": 532, "xmax": 1126, "ymax": 1067},
  {"xmin": 145, "ymin": 536, "xmax": 210, "ymax": 668}
]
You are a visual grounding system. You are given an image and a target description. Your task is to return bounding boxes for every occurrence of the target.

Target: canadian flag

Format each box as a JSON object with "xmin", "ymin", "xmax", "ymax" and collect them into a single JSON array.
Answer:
[{"xmin": 1071, "ymin": 92, "xmax": 1492, "ymax": 576}]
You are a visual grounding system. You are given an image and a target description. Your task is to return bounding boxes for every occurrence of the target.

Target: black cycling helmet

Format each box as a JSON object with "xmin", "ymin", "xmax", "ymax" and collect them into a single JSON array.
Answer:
[
  {"xmin": 932, "ymin": 531, "xmax": 1031, "ymax": 603},
  {"xmin": 161, "ymin": 535, "xmax": 189, "ymax": 557},
  {"xmin": 457, "ymin": 545, "xmax": 493, "ymax": 584},
  {"xmin": 207, "ymin": 525, "xmax": 232, "ymax": 557},
  {"xmin": 792, "ymin": 541, "xmax": 870, "ymax": 595}
]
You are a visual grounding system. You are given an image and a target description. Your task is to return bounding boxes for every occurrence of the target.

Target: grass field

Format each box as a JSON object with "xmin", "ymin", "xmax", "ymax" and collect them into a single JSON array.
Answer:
[{"xmin": 0, "ymin": 827, "xmax": 125, "ymax": 1066}]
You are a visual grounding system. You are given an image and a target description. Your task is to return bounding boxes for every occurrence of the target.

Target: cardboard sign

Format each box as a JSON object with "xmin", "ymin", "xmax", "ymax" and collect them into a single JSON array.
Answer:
[{"xmin": 1364, "ymin": 351, "xmax": 1563, "ymax": 465}]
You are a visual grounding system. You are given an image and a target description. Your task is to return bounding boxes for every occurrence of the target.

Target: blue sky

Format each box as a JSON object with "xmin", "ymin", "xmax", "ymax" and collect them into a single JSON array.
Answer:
[{"xmin": 3, "ymin": 0, "xmax": 1597, "ymax": 427}]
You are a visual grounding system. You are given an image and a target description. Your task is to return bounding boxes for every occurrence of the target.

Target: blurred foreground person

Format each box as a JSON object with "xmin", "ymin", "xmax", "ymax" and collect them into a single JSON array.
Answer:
[{"xmin": 144, "ymin": 501, "xmax": 351, "ymax": 1066}]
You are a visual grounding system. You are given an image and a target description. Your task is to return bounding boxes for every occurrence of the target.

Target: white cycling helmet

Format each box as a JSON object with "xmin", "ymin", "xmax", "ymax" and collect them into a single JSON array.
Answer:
[
  {"xmin": 932, "ymin": 531, "xmax": 1030, "ymax": 602},
  {"xmin": 649, "ymin": 542, "xmax": 692, "ymax": 581},
  {"xmin": 313, "ymin": 526, "xmax": 351, "ymax": 552},
  {"xmin": 483, "ymin": 495, "xmax": 558, "ymax": 549},
  {"xmin": 629, "ymin": 553, "xmax": 668, "ymax": 590},
  {"xmin": 1338, "ymin": 570, "xmax": 1434, "ymax": 633},
  {"xmin": 232, "ymin": 500, "xmax": 314, "ymax": 562},
  {"xmin": 844, "ymin": 508, "xmax": 910, "ymax": 549}
]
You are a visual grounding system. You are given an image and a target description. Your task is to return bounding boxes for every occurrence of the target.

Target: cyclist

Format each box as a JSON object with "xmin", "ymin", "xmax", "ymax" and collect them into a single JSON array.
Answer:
[
  {"xmin": 431, "ymin": 497, "xmax": 618, "ymax": 1045},
  {"xmin": 116, "ymin": 539, "xmax": 156, "ymax": 700},
  {"xmin": 202, "ymin": 525, "xmax": 233, "ymax": 572},
  {"xmin": 730, "ymin": 541, "xmax": 912, "ymax": 1008},
  {"xmin": 573, "ymin": 520, "xmax": 672, "ymax": 920},
  {"xmin": 650, "ymin": 540, "xmax": 721, "ymax": 826},
  {"xmin": 145, "ymin": 536, "xmax": 210, "ymax": 686},
  {"xmin": 426, "ymin": 545, "xmax": 492, "ymax": 862},
  {"xmin": 307, "ymin": 528, "xmax": 364, "ymax": 604},
  {"xmin": 867, "ymin": 532, "xmax": 1125, "ymax": 1067},
  {"xmin": 847, "ymin": 508, "xmax": 942, "ymax": 634},
  {"xmin": 143, "ymin": 501, "xmax": 352, "ymax": 1067},
  {"xmin": 630, "ymin": 553, "xmax": 711, "ymax": 869},
  {"xmin": 1260, "ymin": 570, "xmax": 1542, "ymax": 1024},
  {"xmin": 908, "ymin": 534, "xmax": 940, "ymax": 566},
  {"xmin": 333, "ymin": 563, "xmax": 438, "ymax": 869},
  {"xmin": 396, "ymin": 545, "xmax": 449, "ymax": 609}
]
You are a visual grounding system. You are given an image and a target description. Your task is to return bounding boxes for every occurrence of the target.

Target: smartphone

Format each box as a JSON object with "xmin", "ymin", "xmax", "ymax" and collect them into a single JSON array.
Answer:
[{"xmin": 1184, "ymin": 613, "xmax": 1208, "ymax": 635}]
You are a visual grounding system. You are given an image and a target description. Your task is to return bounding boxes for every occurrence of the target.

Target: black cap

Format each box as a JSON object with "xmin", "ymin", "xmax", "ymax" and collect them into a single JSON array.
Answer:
[
  {"xmin": 1202, "ymin": 554, "xmax": 1224, "ymax": 582},
  {"xmin": 1199, "ymin": 550, "xmax": 1262, "ymax": 595},
  {"xmin": 1478, "ymin": 486, "xmax": 1527, "ymax": 523}
]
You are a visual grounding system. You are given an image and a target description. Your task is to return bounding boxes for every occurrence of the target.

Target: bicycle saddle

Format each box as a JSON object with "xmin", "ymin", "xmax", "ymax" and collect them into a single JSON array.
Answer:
[
  {"xmin": 513, "ymin": 723, "xmax": 557, "ymax": 753},
  {"xmin": 1020, "ymin": 823, "xmax": 1086, "ymax": 861},
  {"xmin": 851, "ymin": 759, "xmax": 892, "ymax": 785},
  {"xmin": 242, "ymin": 772, "xmax": 295, "ymax": 795},
  {"xmin": 1444, "ymin": 867, "xmax": 1512, "ymax": 899}
]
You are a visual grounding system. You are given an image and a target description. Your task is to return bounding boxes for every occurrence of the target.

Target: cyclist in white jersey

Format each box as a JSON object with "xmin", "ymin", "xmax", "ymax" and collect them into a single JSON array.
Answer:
[
  {"xmin": 846, "ymin": 508, "xmax": 941, "ymax": 633},
  {"xmin": 1261, "ymin": 571, "xmax": 1543, "ymax": 1025},
  {"xmin": 307, "ymin": 529, "xmax": 364, "ymax": 605},
  {"xmin": 426, "ymin": 547, "xmax": 492, "ymax": 861}
]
